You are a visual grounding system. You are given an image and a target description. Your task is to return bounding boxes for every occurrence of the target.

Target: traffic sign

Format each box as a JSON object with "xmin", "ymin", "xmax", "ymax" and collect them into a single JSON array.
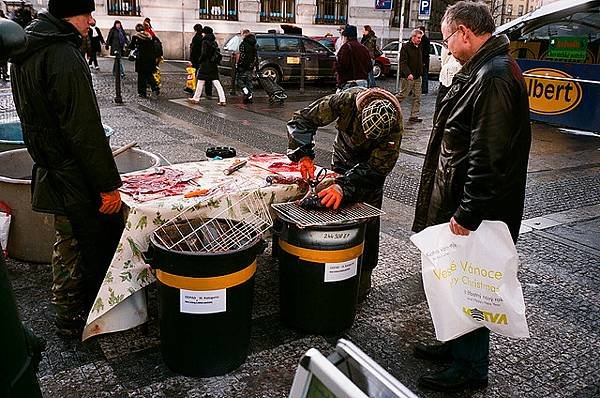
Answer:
[{"xmin": 418, "ymin": 0, "xmax": 431, "ymax": 20}]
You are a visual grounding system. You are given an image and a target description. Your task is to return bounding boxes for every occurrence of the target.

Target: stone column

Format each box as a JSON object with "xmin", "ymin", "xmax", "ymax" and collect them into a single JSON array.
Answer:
[
  {"xmin": 296, "ymin": 0, "xmax": 316, "ymax": 25},
  {"xmin": 239, "ymin": 0, "xmax": 260, "ymax": 23}
]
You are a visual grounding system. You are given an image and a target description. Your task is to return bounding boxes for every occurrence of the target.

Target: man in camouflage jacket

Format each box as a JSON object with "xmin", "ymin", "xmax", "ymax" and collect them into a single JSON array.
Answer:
[{"xmin": 287, "ymin": 87, "xmax": 402, "ymax": 299}]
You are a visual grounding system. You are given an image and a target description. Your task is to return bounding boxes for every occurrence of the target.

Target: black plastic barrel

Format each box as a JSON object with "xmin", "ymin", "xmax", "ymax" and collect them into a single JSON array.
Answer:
[
  {"xmin": 275, "ymin": 216, "xmax": 367, "ymax": 334},
  {"xmin": 148, "ymin": 219, "xmax": 265, "ymax": 377}
]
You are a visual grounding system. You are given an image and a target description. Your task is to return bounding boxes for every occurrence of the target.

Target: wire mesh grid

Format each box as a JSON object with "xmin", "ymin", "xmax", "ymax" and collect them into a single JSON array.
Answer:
[
  {"xmin": 153, "ymin": 178, "xmax": 273, "ymax": 253},
  {"xmin": 271, "ymin": 202, "xmax": 386, "ymax": 228},
  {"xmin": 0, "ymin": 91, "xmax": 19, "ymax": 124}
]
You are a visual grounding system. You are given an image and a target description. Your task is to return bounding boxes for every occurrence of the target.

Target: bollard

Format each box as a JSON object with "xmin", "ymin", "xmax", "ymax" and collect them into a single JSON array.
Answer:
[
  {"xmin": 300, "ymin": 55, "xmax": 305, "ymax": 94},
  {"xmin": 229, "ymin": 55, "xmax": 237, "ymax": 96},
  {"xmin": 0, "ymin": 248, "xmax": 44, "ymax": 398},
  {"xmin": 114, "ymin": 51, "xmax": 123, "ymax": 104}
]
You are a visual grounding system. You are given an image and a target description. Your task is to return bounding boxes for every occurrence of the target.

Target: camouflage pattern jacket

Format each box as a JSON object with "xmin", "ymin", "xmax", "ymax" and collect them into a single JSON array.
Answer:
[{"xmin": 287, "ymin": 87, "xmax": 402, "ymax": 204}]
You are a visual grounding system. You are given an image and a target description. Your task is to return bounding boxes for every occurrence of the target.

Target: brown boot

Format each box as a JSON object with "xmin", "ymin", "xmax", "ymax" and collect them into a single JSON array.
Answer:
[{"xmin": 358, "ymin": 268, "xmax": 372, "ymax": 302}]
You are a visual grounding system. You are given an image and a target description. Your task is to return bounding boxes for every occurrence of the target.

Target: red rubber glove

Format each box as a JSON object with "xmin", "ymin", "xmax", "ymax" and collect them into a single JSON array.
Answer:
[
  {"xmin": 298, "ymin": 156, "xmax": 316, "ymax": 181},
  {"xmin": 318, "ymin": 184, "xmax": 343, "ymax": 210},
  {"xmin": 99, "ymin": 190, "xmax": 122, "ymax": 214}
]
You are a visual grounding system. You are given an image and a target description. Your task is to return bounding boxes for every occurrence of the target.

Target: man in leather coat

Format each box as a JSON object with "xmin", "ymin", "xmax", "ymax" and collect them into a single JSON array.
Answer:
[
  {"xmin": 412, "ymin": 1, "xmax": 531, "ymax": 392},
  {"xmin": 287, "ymin": 87, "xmax": 403, "ymax": 300},
  {"xmin": 10, "ymin": 0, "xmax": 124, "ymax": 337}
]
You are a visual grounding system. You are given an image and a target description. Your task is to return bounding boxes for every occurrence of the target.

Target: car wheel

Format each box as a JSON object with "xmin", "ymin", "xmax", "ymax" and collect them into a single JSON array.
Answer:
[
  {"xmin": 373, "ymin": 63, "xmax": 383, "ymax": 79},
  {"xmin": 260, "ymin": 66, "xmax": 281, "ymax": 84}
]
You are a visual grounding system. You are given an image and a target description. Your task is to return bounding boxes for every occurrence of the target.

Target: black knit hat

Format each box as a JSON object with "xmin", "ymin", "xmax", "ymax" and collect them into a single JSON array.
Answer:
[
  {"xmin": 202, "ymin": 26, "xmax": 213, "ymax": 34},
  {"xmin": 48, "ymin": 0, "xmax": 95, "ymax": 19}
]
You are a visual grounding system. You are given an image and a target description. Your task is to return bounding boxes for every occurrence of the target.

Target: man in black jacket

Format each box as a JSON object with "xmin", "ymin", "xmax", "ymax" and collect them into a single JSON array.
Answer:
[
  {"xmin": 10, "ymin": 0, "xmax": 124, "ymax": 337},
  {"xmin": 412, "ymin": 1, "xmax": 531, "ymax": 391},
  {"xmin": 236, "ymin": 29, "xmax": 257, "ymax": 103},
  {"xmin": 397, "ymin": 29, "xmax": 424, "ymax": 123}
]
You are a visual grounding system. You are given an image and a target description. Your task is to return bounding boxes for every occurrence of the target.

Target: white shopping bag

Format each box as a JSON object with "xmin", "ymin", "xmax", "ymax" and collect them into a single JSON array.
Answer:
[
  {"xmin": 410, "ymin": 220, "xmax": 529, "ymax": 341},
  {"xmin": 0, "ymin": 211, "xmax": 11, "ymax": 255}
]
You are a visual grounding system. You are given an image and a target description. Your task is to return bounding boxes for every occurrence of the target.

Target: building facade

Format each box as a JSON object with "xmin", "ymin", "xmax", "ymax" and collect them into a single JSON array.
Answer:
[
  {"xmin": 489, "ymin": 0, "xmax": 542, "ymax": 26},
  {"xmin": 10, "ymin": 0, "xmax": 462, "ymax": 59}
]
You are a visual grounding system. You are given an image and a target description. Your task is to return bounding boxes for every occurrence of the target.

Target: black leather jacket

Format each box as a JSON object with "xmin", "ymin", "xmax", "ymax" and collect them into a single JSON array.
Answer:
[
  {"xmin": 412, "ymin": 35, "xmax": 531, "ymax": 241},
  {"xmin": 10, "ymin": 12, "xmax": 121, "ymax": 215}
]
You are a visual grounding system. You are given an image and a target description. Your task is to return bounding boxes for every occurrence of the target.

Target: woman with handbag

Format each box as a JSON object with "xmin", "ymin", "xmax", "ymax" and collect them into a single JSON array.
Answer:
[
  {"xmin": 106, "ymin": 20, "xmax": 128, "ymax": 78},
  {"xmin": 188, "ymin": 26, "xmax": 226, "ymax": 106},
  {"xmin": 130, "ymin": 23, "xmax": 159, "ymax": 98}
]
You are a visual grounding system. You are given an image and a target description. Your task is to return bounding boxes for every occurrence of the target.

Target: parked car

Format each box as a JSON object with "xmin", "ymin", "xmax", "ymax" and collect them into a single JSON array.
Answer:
[
  {"xmin": 218, "ymin": 33, "xmax": 336, "ymax": 84},
  {"xmin": 312, "ymin": 36, "xmax": 392, "ymax": 78},
  {"xmin": 381, "ymin": 40, "xmax": 444, "ymax": 77}
]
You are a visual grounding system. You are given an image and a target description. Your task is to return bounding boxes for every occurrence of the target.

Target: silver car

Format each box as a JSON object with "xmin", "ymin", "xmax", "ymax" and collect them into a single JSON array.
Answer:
[{"xmin": 382, "ymin": 41, "xmax": 444, "ymax": 76}]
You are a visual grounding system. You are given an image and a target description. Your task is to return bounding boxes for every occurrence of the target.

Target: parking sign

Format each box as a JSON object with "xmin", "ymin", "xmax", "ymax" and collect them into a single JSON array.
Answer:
[{"xmin": 418, "ymin": 0, "xmax": 431, "ymax": 20}]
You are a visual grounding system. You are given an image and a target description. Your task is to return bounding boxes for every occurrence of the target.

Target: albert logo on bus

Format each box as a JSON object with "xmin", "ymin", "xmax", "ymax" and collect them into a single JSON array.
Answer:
[{"xmin": 524, "ymin": 68, "xmax": 582, "ymax": 115}]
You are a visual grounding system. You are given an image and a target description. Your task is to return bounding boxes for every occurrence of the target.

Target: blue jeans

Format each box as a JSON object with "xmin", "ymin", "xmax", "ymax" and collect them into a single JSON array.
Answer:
[
  {"xmin": 451, "ymin": 328, "xmax": 490, "ymax": 378},
  {"xmin": 236, "ymin": 69, "xmax": 253, "ymax": 96},
  {"xmin": 367, "ymin": 59, "xmax": 376, "ymax": 88}
]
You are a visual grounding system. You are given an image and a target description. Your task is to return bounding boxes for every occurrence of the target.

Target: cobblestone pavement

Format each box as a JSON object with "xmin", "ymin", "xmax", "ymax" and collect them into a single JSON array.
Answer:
[{"xmin": 5, "ymin": 58, "xmax": 600, "ymax": 397}]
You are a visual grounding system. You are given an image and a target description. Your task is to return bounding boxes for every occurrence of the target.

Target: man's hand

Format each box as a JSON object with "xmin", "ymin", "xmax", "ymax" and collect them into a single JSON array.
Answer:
[
  {"xmin": 99, "ymin": 190, "xmax": 122, "ymax": 214},
  {"xmin": 449, "ymin": 217, "xmax": 470, "ymax": 236},
  {"xmin": 318, "ymin": 184, "xmax": 343, "ymax": 210},
  {"xmin": 407, "ymin": 74, "xmax": 414, "ymax": 81},
  {"xmin": 298, "ymin": 156, "xmax": 316, "ymax": 181}
]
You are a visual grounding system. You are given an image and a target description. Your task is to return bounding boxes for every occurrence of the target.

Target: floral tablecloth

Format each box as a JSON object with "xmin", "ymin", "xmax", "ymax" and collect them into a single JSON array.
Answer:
[{"xmin": 82, "ymin": 158, "xmax": 303, "ymax": 340}]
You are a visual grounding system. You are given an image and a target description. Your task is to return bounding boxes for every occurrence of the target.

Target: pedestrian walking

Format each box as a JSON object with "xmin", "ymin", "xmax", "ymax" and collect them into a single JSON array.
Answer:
[
  {"xmin": 398, "ymin": 29, "xmax": 423, "ymax": 123},
  {"xmin": 334, "ymin": 25, "xmax": 371, "ymax": 91},
  {"xmin": 188, "ymin": 26, "xmax": 226, "ymax": 106},
  {"xmin": 87, "ymin": 21, "xmax": 104, "ymax": 70},
  {"xmin": 397, "ymin": 28, "xmax": 424, "ymax": 123},
  {"xmin": 434, "ymin": 46, "xmax": 461, "ymax": 120},
  {"xmin": 411, "ymin": 1, "xmax": 531, "ymax": 392},
  {"xmin": 287, "ymin": 87, "xmax": 403, "ymax": 300},
  {"xmin": 10, "ymin": 0, "xmax": 125, "ymax": 337},
  {"xmin": 361, "ymin": 25, "xmax": 382, "ymax": 88},
  {"xmin": 224, "ymin": 29, "xmax": 244, "ymax": 95},
  {"xmin": 106, "ymin": 20, "xmax": 128, "ymax": 78},
  {"xmin": 130, "ymin": 23, "xmax": 160, "ymax": 98},
  {"xmin": 189, "ymin": 24, "xmax": 203, "ymax": 72},
  {"xmin": 418, "ymin": 25, "xmax": 431, "ymax": 94},
  {"xmin": 236, "ymin": 29, "xmax": 257, "ymax": 104},
  {"xmin": 334, "ymin": 25, "xmax": 345, "ymax": 55}
]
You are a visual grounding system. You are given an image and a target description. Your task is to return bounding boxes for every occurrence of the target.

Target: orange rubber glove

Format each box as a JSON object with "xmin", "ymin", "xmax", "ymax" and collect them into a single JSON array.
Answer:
[
  {"xmin": 99, "ymin": 190, "xmax": 122, "ymax": 214},
  {"xmin": 318, "ymin": 184, "xmax": 343, "ymax": 210},
  {"xmin": 298, "ymin": 156, "xmax": 316, "ymax": 181}
]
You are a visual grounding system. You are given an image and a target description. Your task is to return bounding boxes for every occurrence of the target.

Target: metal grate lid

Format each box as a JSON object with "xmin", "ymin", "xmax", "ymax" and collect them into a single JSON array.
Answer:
[{"xmin": 271, "ymin": 201, "xmax": 385, "ymax": 228}]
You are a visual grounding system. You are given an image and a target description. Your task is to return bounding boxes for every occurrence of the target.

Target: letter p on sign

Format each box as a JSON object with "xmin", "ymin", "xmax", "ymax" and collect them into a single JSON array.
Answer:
[{"xmin": 418, "ymin": 0, "xmax": 431, "ymax": 20}]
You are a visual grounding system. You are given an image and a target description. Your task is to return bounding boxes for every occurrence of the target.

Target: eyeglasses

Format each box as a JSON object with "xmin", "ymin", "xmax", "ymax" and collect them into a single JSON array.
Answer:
[{"xmin": 442, "ymin": 29, "xmax": 459, "ymax": 47}]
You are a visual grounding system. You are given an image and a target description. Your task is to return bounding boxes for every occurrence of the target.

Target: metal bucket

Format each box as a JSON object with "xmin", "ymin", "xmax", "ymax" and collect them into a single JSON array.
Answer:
[{"xmin": 0, "ymin": 147, "xmax": 160, "ymax": 263}]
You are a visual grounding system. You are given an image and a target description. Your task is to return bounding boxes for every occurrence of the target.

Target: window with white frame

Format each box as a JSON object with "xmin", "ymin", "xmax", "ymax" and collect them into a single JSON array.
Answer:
[
  {"xmin": 315, "ymin": 0, "xmax": 347, "ymax": 25},
  {"xmin": 260, "ymin": 0, "xmax": 295, "ymax": 23},
  {"xmin": 199, "ymin": 0, "xmax": 238, "ymax": 20},
  {"xmin": 107, "ymin": 0, "xmax": 141, "ymax": 16}
]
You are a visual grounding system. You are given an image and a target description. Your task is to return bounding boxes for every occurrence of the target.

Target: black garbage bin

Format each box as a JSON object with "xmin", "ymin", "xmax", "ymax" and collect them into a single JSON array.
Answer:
[
  {"xmin": 148, "ymin": 219, "xmax": 264, "ymax": 377},
  {"xmin": 275, "ymin": 215, "xmax": 367, "ymax": 334}
]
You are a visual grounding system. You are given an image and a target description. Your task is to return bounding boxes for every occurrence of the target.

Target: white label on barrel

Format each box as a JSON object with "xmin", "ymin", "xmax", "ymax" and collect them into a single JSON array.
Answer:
[
  {"xmin": 324, "ymin": 258, "xmax": 358, "ymax": 282},
  {"xmin": 180, "ymin": 289, "xmax": 227, "ymax": 314}
]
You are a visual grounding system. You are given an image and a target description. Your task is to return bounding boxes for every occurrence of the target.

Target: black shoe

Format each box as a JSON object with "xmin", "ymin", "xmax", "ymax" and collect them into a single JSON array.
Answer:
[
  {"xmin": 358, "ymin": 268, "xmax": 372, "ymax": 302},
  {"xmin": 413, "ymin": 342, "xmax": 452, "ymax": 363},
  {"xmin": 408, "ymin": 117, "xmax": 423, "ymax": 123},
  {"xmin": 418, "ymin": 366, "xmax": 488, "ymax": 392},
  {"xmin": 44, "ymin": 308, "xmax": 85, "ymax": 338}
]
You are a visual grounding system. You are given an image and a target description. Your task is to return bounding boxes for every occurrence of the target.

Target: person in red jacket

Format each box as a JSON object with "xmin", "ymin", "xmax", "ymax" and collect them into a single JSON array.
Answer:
[{"xmin": 334, "ymin": 25, "xmax": 372, "ymax": 92}]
